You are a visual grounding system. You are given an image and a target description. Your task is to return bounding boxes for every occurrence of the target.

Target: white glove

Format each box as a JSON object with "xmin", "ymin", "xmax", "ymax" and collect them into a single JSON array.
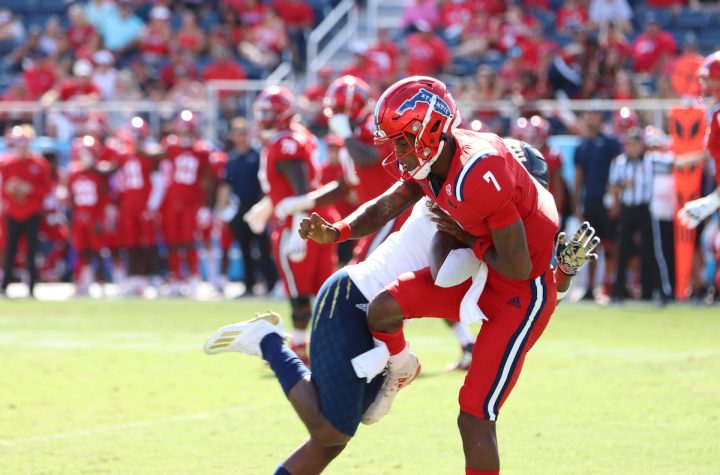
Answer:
[
  {"xmin": 556, "ymin": 221, "xmax": 600, "ymax": 276},
  {"xmin": 282, "ymin": 214, "xmax": 307, "ymax": 262},
  {"xmin": 243, "ymin": 196, "xmax": 273, "ymax": 234},
  {"xmin": 677, "ymin": 191, "xmax": 720, "ymax": 230},
  {"xmin": 274, "ymin": 194, "xmax": 316, "ymax": 221},
  {"xmin": 328, "ymin": 113, "xmax": 353, "ymax": 139}
]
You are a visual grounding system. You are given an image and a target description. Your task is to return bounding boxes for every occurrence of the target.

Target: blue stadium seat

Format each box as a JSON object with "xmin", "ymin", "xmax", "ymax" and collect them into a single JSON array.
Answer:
[
  {"xmin": 635, "ymin": 7, "xmax": 673, "ymax": 30},
  {"xmin": 2, "ymin": 0, "xmax": 38, "ymax": 14},
  {"xmin": 698, "ymin": 32, "xmax": 720, "ymax": 54},
  {"xmin": 672, "ymin": 10, "xmax": 710, "ymax": 30},
  {"xmin": 531, "ymin": 9, "xmax": 556, "ymax": 33},
  {"xmin": 36, "ymin": 0, "xmax": 70, "ymax": 15}
]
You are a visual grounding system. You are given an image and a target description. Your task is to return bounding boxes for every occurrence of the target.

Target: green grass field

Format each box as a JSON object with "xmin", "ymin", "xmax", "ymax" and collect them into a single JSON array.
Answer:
[{"xmin": 0, "ymin": 299, "xmax": 718, "ymax": 475}]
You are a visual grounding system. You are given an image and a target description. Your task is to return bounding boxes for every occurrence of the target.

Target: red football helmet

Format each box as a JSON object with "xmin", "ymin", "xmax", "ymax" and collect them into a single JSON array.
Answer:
[
  {"xmin": 323, "ymin": 75, "xmax": 371, "ymax": 123},
  {"xmin": 698, "ymin": 50, "xmax": 720, "ymax": 103},
  {"xmin": 70, "ymin": 135, "xmax": 100, "ymax": 169},
  {"xmin": 253, "ymin": 86, "xmax": 296, "ymax": 131},
  {"xmin": 612, "ymin": 107, "xmax": 639, "ymax": 134},
  {"xmin": 374, "ymin": 76, "xmax": 460, "ymax": 180},
  {"xmin": 173, "ymin": 109, "xmax": 199, "ymax": 136},
  {"xmin": 511, "ymin": 115, "xmax": 550, "ymax": 148}
]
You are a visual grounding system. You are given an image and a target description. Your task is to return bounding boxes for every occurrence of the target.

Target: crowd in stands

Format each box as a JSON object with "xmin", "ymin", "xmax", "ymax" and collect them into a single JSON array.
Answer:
[{"xmin": 0, "ymin": 0, "xmax": 719, "ymax": 303}]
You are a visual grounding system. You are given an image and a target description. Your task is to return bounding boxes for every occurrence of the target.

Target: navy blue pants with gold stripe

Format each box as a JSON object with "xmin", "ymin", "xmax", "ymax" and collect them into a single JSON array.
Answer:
[{"xmin": 309, "ymin": 269, "xmax": 384, "ymax": 436}]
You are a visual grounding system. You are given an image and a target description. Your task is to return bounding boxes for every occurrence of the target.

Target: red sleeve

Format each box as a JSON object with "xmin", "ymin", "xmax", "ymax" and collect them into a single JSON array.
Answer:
[{"xmin": 459, "ymin": 154, "xmax": 520, "ymax": 230}]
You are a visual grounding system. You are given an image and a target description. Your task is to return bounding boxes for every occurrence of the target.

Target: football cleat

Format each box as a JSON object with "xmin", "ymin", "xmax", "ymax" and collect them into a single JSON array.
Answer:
[
  {"xmin": 445, "ymin": 343, "xmax": 473, "ymax": 372},
  {"xmin": 362, "ymin": 351, "xmax": 421, "ymax": 425},
  {"xmin": 204, "ymin": 311, "xmax": 286, "ymax": 357}
]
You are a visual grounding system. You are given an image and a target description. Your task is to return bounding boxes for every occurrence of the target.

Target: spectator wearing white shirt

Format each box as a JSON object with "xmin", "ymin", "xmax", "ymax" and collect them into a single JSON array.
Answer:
[
  {"xmin": 589, "ymin": 0, "xmax": 633, "ymax": 33},
  {"xmin": 0, "ymin": 8, "xmax": 26, "ymax": 46},
  {"xmin": 84, "ymin": 0, "xmax": 118, "ymax": 33},
  {"xmin": 92, "ymin": 50, "xmax": 118, "ymax": 100}
]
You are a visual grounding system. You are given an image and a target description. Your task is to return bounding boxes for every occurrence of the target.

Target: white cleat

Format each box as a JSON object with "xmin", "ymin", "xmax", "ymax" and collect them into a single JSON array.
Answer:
[
  {"xmin": 204, "ymin": 311, "xmax": 286, "ymax": 357},
  {"xmin": 361, "ymin": 351, "xmax": 421, "ymax": 425}
]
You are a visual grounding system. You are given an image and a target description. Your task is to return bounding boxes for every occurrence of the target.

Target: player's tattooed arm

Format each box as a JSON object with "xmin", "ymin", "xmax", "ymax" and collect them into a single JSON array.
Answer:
[
  {"xmin": 299, "ymin": 180, "xmax": 422, "ymax": 243},
  {"xmin": 484, "ymin": 219, "xmax": 532, "ymax": 280},
  {"xmin": 342, "ymin": 180, "xmax": 423, "ymax": 237},
  {"xmin": 276, "ymin": 159, "xmax": 311, "ymax": 195}
]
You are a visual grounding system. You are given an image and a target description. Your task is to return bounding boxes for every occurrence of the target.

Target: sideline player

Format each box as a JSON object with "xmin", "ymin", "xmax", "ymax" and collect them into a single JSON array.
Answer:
[
  {"xmin": 204, "ymin": 201, "xmax": 597, "ymax": 475},
  {"xmin": 253, "ymin": 86, "xmax": 339, "ymax": 363},
  {"xmin": 301, "ymin": 76, "xmax": 560, "ymax": 474},
  {"xmin": 678, "ymin": 51, "xmax": 720, "ymax": 230}
]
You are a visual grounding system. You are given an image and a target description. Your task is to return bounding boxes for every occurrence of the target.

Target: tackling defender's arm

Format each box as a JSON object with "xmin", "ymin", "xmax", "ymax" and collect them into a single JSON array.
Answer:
[
  {"xmin": 300, "ymin": 180, "xmax": 423, "ymax": 243},
  {"xmin": 276, "ymin": 159, "xmax": 311, "ymax": 195},
  {"xmin": 344, "ymin": 137, "xmax": 381, "ymax": 168}
]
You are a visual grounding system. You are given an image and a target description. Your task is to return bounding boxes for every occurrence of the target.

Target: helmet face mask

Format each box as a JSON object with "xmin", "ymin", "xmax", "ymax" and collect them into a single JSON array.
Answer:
[
  {"xmin": 374, "ymin": 76, "xmax": 459, "ymax": 181},
  {"xmin": 697, "ymin": 51, "xmax": 720, "ymax": 104}
]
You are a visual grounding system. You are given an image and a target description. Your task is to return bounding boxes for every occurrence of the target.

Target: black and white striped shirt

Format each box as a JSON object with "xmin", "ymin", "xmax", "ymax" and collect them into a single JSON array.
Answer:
[{"xmin": 608, "ymin": 153, "xmax": 653, "ymax": 206}]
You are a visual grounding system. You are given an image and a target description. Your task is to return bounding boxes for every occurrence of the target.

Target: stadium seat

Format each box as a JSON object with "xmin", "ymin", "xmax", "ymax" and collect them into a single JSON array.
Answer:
[
  {"xmin": 2, "ymin": 0, "xmax": 38, "ymax": 14},
  {"xmin": 531, "ymin": 9, "xmax": 556, "ymax": 33},
  {"xmin": 36, "ymin": 0, "xmax": 71, "ymax": 15},
  {"xmin": 698, "ymin": 32, "xmax": 720, "ymax": 54},
  {"xmin": 672, "ymin": 10, "xmax": 710, "ymax": 30},
  {"xmin": 635, "ymin": 7, "xmax": 673, "ymax": 30}
]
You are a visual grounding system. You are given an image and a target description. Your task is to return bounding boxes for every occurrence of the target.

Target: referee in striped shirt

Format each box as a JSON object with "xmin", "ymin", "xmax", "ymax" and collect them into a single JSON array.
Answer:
[{"xmin": 608, "ymin": 130, "xmax": 668, "ymax": 303}]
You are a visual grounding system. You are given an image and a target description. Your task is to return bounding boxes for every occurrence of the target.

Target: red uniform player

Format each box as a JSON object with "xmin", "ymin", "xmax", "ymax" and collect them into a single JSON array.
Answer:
[
  {"xmin": 254, "ymin": 86, "xmax": 338, "ymax": 362},
  {"xmin": 67, "ymin": 136, "xmax": 108, "ymax": 295},
  {"xmin": 301, "ymin": 76, "xmax": 560, "ymax": 474},
  {"xmin": 274, "ymin": 75, "xmax": 410, "ymax": 262},
  {"xmin": 160, "ymin": 111, "xmax": 211, "ymax": 289}
]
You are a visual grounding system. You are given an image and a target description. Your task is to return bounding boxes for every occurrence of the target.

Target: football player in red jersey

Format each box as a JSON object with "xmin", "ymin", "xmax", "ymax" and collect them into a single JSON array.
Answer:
[
  {"xmin": 66, "ymin": 136, "xmax": 108, "ymax": 296},
  {"xmin": 159, "ymin": 110, "xmax": 212, "ymax": 294},
  {"xmin": 301, "ymin": 76, "xmax": 560, "ymax": 474},
  {"xmin": 113, "ymin": 117, "xmax": 162, "ymax": 295},
  {"xmin": 511, "ymin": 115, "xmax": 568, "ymax": 227},
  {"xmin": 274, "ymin": 75, "xmax": 411, "ymax": 262},
  {"xmin": 253, "ymin": 86, "xmax": 339, "ymax": 363},
  {"xmin": 678, "ymin": 51, "xmax": 720, "ymax": 230}
]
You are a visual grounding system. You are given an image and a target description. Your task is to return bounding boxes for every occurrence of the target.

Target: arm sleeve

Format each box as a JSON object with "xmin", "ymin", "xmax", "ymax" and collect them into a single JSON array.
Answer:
[
  {"xmin": 707, "ymin": 109, "xmax": 720, "ymax": 186},
  {"xmin": 461, "ymin": 155, "xmax": 520, "ymax": 230}
]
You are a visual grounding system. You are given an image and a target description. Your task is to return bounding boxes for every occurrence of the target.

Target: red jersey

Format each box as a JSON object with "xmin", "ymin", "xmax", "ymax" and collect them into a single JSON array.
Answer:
[
  {"xmin": 404, "ymin": 33, "xmax": 450, "ymax": 76},
  {"xmin": 67, "ymin": 24, "xmax": 96, "ymax": 51},
  {"xmin": 411, "ymin": 130, "xmax": 559, "ymax": 282},
  {"xmin": 23, "ymin": 64, "xmax": 57, "ymax": 99},
  {"xmin": 0, "ymin": 154, "xmax": 51, "ymax": 220},
  {"xmin": 339, "ymin": 114, "xmax": 397, "ymax": 202},
  {"xmin": 68, "ymin": 169, "xmax": 105, "ymax": 218},
  {"xmin": 209, "ymin": 150, "xmax": 229, "ymax": 180},
  {"xmin": 631, "ymin": 31, "xmax": 677, "ymax": 73},
  {"xmin": 706, "ymin": 105, "xmax": 720, "ymax": 186},
  {"xmin": 162, "ymin": 136, "xmax": 211, "ymax": 206},
  {"xmin": 259, "ymin": 122, "xmax": 320, "ymax": 211},
  {"xmin": 117, "ymin": 152, "xmax": 153, "ymax": 211}
]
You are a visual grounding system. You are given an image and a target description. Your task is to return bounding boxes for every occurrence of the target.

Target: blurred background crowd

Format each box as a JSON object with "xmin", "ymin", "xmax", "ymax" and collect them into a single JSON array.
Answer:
[{"xmin": 0, "ymin": 0, "xmax": 718, "ymax": 304}]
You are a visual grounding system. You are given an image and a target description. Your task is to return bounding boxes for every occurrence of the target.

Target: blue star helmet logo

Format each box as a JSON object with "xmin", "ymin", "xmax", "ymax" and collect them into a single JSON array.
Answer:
[{"xmin": 395, "ymin": 88, "xmax": 451, "ymax": 118}]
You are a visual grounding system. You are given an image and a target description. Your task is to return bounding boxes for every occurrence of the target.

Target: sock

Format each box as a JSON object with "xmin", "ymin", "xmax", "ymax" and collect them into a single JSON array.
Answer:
[
  {"xmin": 370, "ymin": 328, "xmax": 407, "ymax": 355},
  {"xmin": 291, "ymin": 327, "xmax": 307, "ymax": 346},
  {"xmin": 169, "ymin": 250, "xmax": 181, "ymax": 278},
  {"xmin": 452, "ymin": 322, "xmax": 475, "ymax": 347},
  {"xmin": 273, "ymin": 466, "xmax": 292, "ymax": 475},
  {"xmin": 260, "ymin": 333, "xmax": 310, "ymax": 396},
  {"xmin": 466, "ymin": 469, "xmax": 499, "ymax": 475},
  {"xmin": 188, "ymin": 247, "xmax": 199, "ymax": 276}
]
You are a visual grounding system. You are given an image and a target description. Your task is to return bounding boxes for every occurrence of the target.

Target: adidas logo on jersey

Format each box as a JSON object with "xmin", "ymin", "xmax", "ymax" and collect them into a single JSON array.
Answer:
[{"xmin": 506, "ymin": 296, "xmax": 521, "ymax": 308}]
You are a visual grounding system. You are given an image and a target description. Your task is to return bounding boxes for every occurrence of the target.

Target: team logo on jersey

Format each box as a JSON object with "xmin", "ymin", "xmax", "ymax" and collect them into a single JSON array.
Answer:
[
  {"xmin": 445, "ymin": 183, "xmax": 452, "ymax": 196},
  {"xmin": 395, "ymin": 88, "xmax": 452, "ymax": 118}
]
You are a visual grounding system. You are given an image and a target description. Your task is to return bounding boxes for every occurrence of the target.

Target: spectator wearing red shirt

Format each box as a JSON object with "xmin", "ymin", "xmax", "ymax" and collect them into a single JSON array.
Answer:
[
  {"xmin": 272, "ymin": 0, "xmax": 314, "ymax": 68},
  {"xmin": 139, "ymin": 6, "xmax": 172, "ymax": 65},
  {"xmin": 439, "ymin": 0, "xmax": 475, "ymax": 38},
  {"xmin": 159, "ymin": 47, "xmax": 199, "ymax": 90},
  {"xmin": 340, "ymin": 41, "xmax": 382, "ymax": 86},
  {"xmin": 239, "ymin": 8, "xmax": 289, "ymax": 70},
  {"xmin": 404, "ymin": 20, "xmax": 451, "ymax": 76},
  {"xmin": 366, "ymin": 28, "xmax": 399, "ymax": 86},
  {"xmin": 555, "ymin": 0, "xmax": 588, "ymax": 34},
  {"xmin": 67, "ymin": 4, "xmax": 96, "ymax": 53},
  {"xmin": 202, "ymin": 45, "xmax": 247, "ymax": 107},
  {"xmin": 41, "ymin": 59, "xmax": 101, "ymax": 142},
  {"xmin": 22, "ymin": 52, "xmax": 57, "ymax": 100},
  {"xmin": 631, "ymin": 14, "xmax": 677, "ymax": 74},
  {"xmin": 0, "ymin": 124, "xmax": 51, "ymax": 297},
  {"xmin": 176, "ymin": 11, "xmax": 207, "ymax": 57},
  {"xmin": 233, "ymin": 0, "xmax": 267, "ymax": 27}
]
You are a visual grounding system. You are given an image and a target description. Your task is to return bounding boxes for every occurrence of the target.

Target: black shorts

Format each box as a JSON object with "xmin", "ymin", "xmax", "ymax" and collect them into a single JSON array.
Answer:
[{"xmin": 584, "ymin": 198, "xmax": 615, "ymax": 241}]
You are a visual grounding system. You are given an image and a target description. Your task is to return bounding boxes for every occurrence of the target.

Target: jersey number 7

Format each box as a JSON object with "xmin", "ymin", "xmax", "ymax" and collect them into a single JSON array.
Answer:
[{"xmin": 483, "ymin": 171, "xmax": 501, "ymax": 192}]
